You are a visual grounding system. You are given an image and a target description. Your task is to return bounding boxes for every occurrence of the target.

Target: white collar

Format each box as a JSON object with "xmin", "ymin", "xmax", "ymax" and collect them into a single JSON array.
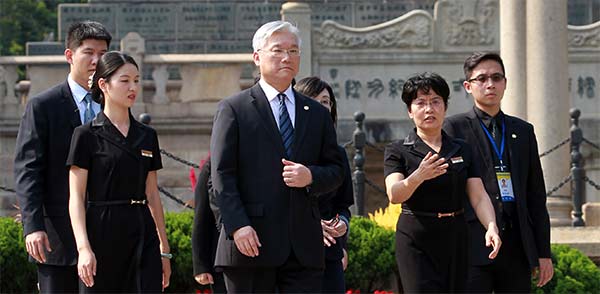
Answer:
[
  {"xmin": 259, "ymin": 79, "xmax": 295, "ymax": 105},
  {"xmin": 67, "ymin": 74, "xmax": 90, "ymax": 103}
]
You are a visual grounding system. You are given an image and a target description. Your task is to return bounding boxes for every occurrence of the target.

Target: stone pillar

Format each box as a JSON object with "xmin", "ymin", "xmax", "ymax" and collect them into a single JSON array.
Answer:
[
  {"xmin": 526, "ymin": 0, "xmax": 571, "ymax": 226},
  {"xmin": 120, "ymin": 32, "xmax": 146, "ymax": 115},
  {"xmin": 281, "ymin": 2, "xmax": 312, "ymax": 80},
  {"xmin": 500, "ymin": 0, "xmax": 527, "ymax": 119}
]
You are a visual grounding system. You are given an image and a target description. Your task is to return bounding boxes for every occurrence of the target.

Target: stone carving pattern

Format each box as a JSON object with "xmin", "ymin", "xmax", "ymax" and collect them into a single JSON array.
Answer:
[
  {"xmin": 568, "ymin": 25, "xmax": 600, "ymax": 49},
  {"xmin": 316, "ymin": 14, "xmax": 431, "ymax": 49},
  {"xmin": 444, "ymin": 0, "xmax": 497, "ymax": 46}
]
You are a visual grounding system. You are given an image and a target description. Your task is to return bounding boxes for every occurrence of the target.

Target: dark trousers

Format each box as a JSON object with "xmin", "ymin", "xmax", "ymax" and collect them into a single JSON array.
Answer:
[
  {"xmin": 37, "ymin": 264, "xmax": 79, "ymax": 294},
  {"xmin": 322, "ymin": 259, "xmax": 345, "ymax": 293},
  {"xmin": 467, "ymin": 224, "xmax": 532, "ymax": 293},
  {"xmin": 211, "ymin": 272, "xmax": 227, "ymax": 294},
  {"xmin": 223, "ymin": 252, "xmax": 323, "ymax": 293}
]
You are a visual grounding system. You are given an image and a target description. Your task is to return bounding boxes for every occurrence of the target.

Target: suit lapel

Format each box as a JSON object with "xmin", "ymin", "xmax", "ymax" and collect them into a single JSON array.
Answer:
[
  {"xmin": 250, "ymin": 84, "xmax": 286, "ymax": 156},
  {"xmin": 504, "ymin": 115, "xmax": 522, "ymax": 198},
  {"xmin": 466, "ymin": 109, "xmax": 494, "ymax": 171},
  {"xmin": 291, "ymin": 92, "xmax": 312, "ymax": 160},
  {"xmin": 60, "ymin": 81, "xmax": 82, "ymax": 129}
]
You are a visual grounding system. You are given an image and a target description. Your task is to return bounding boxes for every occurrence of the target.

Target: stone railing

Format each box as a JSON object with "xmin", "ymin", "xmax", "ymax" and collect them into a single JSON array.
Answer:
[{"xmin": 0, "ymin": 52, "xmax": 253, "ymax": 115}]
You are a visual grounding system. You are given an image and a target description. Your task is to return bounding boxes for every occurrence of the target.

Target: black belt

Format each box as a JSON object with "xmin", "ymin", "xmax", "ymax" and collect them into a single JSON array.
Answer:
[
  {"xmin": 88, "ymin": 199, "xmax": 148, "ymax": 206},
  {"xmin": 402, "ymin": 208, "xmax": 464, "ymax": 218}
]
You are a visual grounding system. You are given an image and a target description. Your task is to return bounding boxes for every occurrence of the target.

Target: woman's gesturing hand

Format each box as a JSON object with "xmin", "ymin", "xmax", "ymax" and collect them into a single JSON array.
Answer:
[{"xmin": 415, "ymin": 152, "xmax": 448, "ymax": 181}]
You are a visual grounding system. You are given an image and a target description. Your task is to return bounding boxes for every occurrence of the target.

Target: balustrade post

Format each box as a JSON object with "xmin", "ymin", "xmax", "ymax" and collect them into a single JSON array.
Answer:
[
  {"xmin": 570, "ymin": 108, "xmax": 585, "ymax": 226},
  {"xmin": 352, "ymin": 112, "xmax": 366, "ymax": 216}
]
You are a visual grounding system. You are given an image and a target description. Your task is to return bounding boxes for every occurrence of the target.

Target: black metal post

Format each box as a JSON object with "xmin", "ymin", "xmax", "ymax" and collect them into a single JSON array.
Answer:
[
  {"xmin": 570, "ymin": 108, "xmax": 585, "ymax": 227},
  {"xmin": 352, "ymin": 112, "xmax": 366, "ymax": 216}
]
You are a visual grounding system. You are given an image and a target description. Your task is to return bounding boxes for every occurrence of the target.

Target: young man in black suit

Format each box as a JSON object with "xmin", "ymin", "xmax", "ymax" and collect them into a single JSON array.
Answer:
[
  {"xmin": 443, "ymin": 52, "xmax": 554, "ymax": 292},
  {"xmin": 210, "ymin": 20, "xmax": 343, "ymax": 293},
  {"xmin": 14, "ymin": 21, "xmax": 111, "ymax": 293}
]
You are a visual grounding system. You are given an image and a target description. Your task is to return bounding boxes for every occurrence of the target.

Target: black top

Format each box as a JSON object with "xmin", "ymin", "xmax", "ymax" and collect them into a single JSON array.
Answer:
[
  {"xmin": 384, "ymin": 129, "xmax": 479, "ymax": 213},
  {"xmin": 66, "ymin": 111, "xmax": 162, "ymax": 201}
]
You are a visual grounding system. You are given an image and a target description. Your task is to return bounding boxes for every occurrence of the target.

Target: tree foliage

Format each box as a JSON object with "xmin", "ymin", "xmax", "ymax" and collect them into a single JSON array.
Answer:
[{"xmin": 0, "ymin": 0, "xmax": 85, "ymax": 56}]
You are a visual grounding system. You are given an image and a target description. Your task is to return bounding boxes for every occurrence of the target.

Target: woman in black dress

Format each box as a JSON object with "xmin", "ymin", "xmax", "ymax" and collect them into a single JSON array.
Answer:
[
  {"xmin": 295, "ymin": 77, "xmax": 354, "ymax": 293},
  {"xmin": 68, "ymin": 52, "xmax": 171, "ymax": 292},
  {"xmin": 384, "ymin": 72, "xmax": 501, "ymax": 292}
]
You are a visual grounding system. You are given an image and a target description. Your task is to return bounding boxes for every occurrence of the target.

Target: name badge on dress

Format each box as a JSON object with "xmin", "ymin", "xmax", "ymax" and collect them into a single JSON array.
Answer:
[
  {"xmin": 450, "ymin": 156, "xmax": 464, "ymax": 164},
  {"xmin": 141, "ymin": 150, "xmax": 153, "ymax": 158},
  {"xmin": 496, "ymin": 172, "xmax": 515, "ymax": 202}
]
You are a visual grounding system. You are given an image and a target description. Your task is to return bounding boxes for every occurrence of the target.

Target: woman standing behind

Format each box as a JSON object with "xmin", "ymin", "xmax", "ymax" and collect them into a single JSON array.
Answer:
[
  {"xmin": 68, "ymin": 51, "xmax": 171, "ymax": 292},
  {"xmin": 295, "ymin": 77, "xmax": 354, "ymax": 293},
  {"xmin": 384, "ymin": 72, "xmax": 500, "ymax": 292}
]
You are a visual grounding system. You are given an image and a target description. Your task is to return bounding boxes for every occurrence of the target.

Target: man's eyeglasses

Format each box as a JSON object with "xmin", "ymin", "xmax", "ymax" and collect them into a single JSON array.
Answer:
[
  {"xmin": 467, "ymin": 73, "xmax": 506, "ymax": 84},
  {"xmin": 258, "ymin": 48, "xmax": 301, "ymax": 58}
]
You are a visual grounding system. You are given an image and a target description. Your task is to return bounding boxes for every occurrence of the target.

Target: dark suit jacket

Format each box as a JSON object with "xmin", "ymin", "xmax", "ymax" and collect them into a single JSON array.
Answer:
[
  {"xmin": 192, "ymin": 158, "xmax": 220, "ymax": 276},
  {"xmin": 210, "ymin": 83, "xmax": 344, "ymax": 269},
  {"xmin": 443, "ymin": 107, "xmax": 551, "ymax": 268},
  {"xmin": 14, "ymin": 81, "xmax": 80, "ymax": 265},
  {"xmin": 319, "ymin": 146, "xmax": 353, "ymax": 261}
]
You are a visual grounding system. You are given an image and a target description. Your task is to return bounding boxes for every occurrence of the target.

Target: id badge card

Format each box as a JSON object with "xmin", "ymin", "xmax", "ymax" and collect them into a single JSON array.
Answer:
[{"xmin": 496, "ymin": 172, "xmax": 515, "ymax": 202}]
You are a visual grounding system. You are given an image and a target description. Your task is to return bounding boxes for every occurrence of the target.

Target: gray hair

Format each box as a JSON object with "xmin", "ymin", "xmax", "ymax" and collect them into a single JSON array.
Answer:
[{"xmin": 252, "ymin": 21, "xmax": 301, "ymax": 52}]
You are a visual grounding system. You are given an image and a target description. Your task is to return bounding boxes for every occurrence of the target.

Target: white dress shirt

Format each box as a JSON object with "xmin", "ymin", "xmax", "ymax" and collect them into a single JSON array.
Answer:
[
  {"xmin": 259, "ymin": 79, "xmax": 296, "ymax": 128},
  {"xmin": 68, "ymin": 74, "xmax": 101, "ymax": 124}
]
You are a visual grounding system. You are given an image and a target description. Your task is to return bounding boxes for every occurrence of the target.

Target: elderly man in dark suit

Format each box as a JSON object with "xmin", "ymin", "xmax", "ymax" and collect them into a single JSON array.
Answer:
[
  {"xmin": 210, "ymin": 20, "xmax": 343, "ymax": 293},
  {"xmin": 443, "ymin": 52, "xmax": 553, "ymax": 293},
  {"xmin": 14, "ymin": 21, "xmax": 111, "ymax": 293}
]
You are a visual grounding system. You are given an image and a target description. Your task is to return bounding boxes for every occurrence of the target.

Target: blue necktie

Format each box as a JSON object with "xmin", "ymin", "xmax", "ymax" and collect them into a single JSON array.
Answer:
[
  {"xmin": 278, "ymin": 93, "xmax": 294, "ymax": 158},
  {"xmin": 83, "ymin": 93, "xmax": 95, "ymax": 123}
]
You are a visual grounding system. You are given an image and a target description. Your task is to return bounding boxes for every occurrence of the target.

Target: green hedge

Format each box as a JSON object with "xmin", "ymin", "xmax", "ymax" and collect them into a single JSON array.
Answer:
[
  {"xmin": 2, "ymin": 214, "xmax": 600, "ymax": 293},
  {"xmin": 533, "ymin": 244, "xmax": 600, "ymax": 294},
  {"xmin": 0, "ymin": 217, "xmax": 37, "ymax": 293},
  {"xmin": 345, "ymin": 217, "xmax": 398, "ymax": 292}
]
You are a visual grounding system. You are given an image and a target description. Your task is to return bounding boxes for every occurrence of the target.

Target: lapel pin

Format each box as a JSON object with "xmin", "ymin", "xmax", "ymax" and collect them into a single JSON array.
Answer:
[
  {"xmin": 141, "ymin": 150, "xmax": 153, "ymax": 158},
  {"xmin": 512, "ymin": 134, "xmax": 517, "ymax": 139},
  {"xmin": 304, "ymin": 105, "xmax": 309, "ymax": 111}
]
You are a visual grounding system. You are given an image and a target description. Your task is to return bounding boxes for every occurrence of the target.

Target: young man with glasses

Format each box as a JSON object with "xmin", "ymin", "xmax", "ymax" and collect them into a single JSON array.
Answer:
[{"xmin": 443, "ymin": 52, "xmax": 553, "ymax": 292}]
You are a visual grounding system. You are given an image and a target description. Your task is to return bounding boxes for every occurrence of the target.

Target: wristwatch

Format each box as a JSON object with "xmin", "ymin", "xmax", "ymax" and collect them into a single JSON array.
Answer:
[{"xmin": 161, "ymin": 252, "xmax": 173, "ymax": 259}]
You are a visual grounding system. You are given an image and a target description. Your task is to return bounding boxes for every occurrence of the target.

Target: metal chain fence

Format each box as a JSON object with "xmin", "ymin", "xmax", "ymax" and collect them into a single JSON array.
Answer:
[
  {"xmin": 0, "ymin": 185, "xmax": 16, "ymax": 193},
  {"xmin": 157, "ymin": 186, "xmax": 193, "ymax": 209},
  {"xmin": 584, "ymin": 176, "xmax": 600, "ymax": 191},
  {"xmin": 539, "ymin": 137, "xmax": 570, "ymax": 158},
  {"xmin": 546, "ymin": 175, "xmax": 573, "ymax": 197},
  {"xmin": 160, "ymin": 149, "xmax": 200, "ymax": 169},
  {"xmin": 365, "ymin": 177, "xmax": 387, "ymax": 197},
  {"xmin": 583, "ymin": 138, "xmax": 600, "ymax": 150}
]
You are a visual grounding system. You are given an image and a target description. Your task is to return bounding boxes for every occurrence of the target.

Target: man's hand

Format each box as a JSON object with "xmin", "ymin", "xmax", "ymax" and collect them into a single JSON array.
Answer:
[
  {"xmin": 533, "ymin": 258, "xmax": 554, "ymax": 287},
  {"xmin": 25, "ymin": 230, "xmax": 51, "ymax": 263},
  {"xmin": 282, "ymin": 159, "xmax": 312, "ymax": 187},
  {"xmin": 195, "ymin": 273, "xmax": 214, "ymax": 285},
  {"xmin": 233, "ymin": 226, "xmax": 261, "ymax": 257},
  {"xmin": 484, "ymin": 223, "xmax": 501, "ymax": 259},
  {"xmin": 342, "ymin": 249, "xmax": 348, "ymax": 271}
]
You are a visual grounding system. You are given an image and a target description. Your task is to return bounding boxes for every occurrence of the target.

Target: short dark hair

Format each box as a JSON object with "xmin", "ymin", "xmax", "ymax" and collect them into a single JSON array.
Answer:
[
  {"xmin": 294, "ymin": 77, "xmax": 337, "ymax": 125},
  {"xmin": 91, "ymin": 51, "xmax": 138, "ymax": 105},
  {"xmin": 65, "ymin": 21, "xmax": 112, "ymax": 50},
  {"xmin": 401, "ymin": 72, "xmax": 450, "ymax": 110},
  {"xmin": 463, "ymin": 52, "xmax": 506, "ymax": 80}
]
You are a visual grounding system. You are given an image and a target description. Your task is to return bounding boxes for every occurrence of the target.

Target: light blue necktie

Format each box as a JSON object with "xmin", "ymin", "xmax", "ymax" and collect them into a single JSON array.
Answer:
[
  {"xmin": 278, "ymin": 93, "xmax": 294, "ymax": 158},
  {"xmin": 83, "ymin": 93, "xmax": 95, "ymax": 123}
]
